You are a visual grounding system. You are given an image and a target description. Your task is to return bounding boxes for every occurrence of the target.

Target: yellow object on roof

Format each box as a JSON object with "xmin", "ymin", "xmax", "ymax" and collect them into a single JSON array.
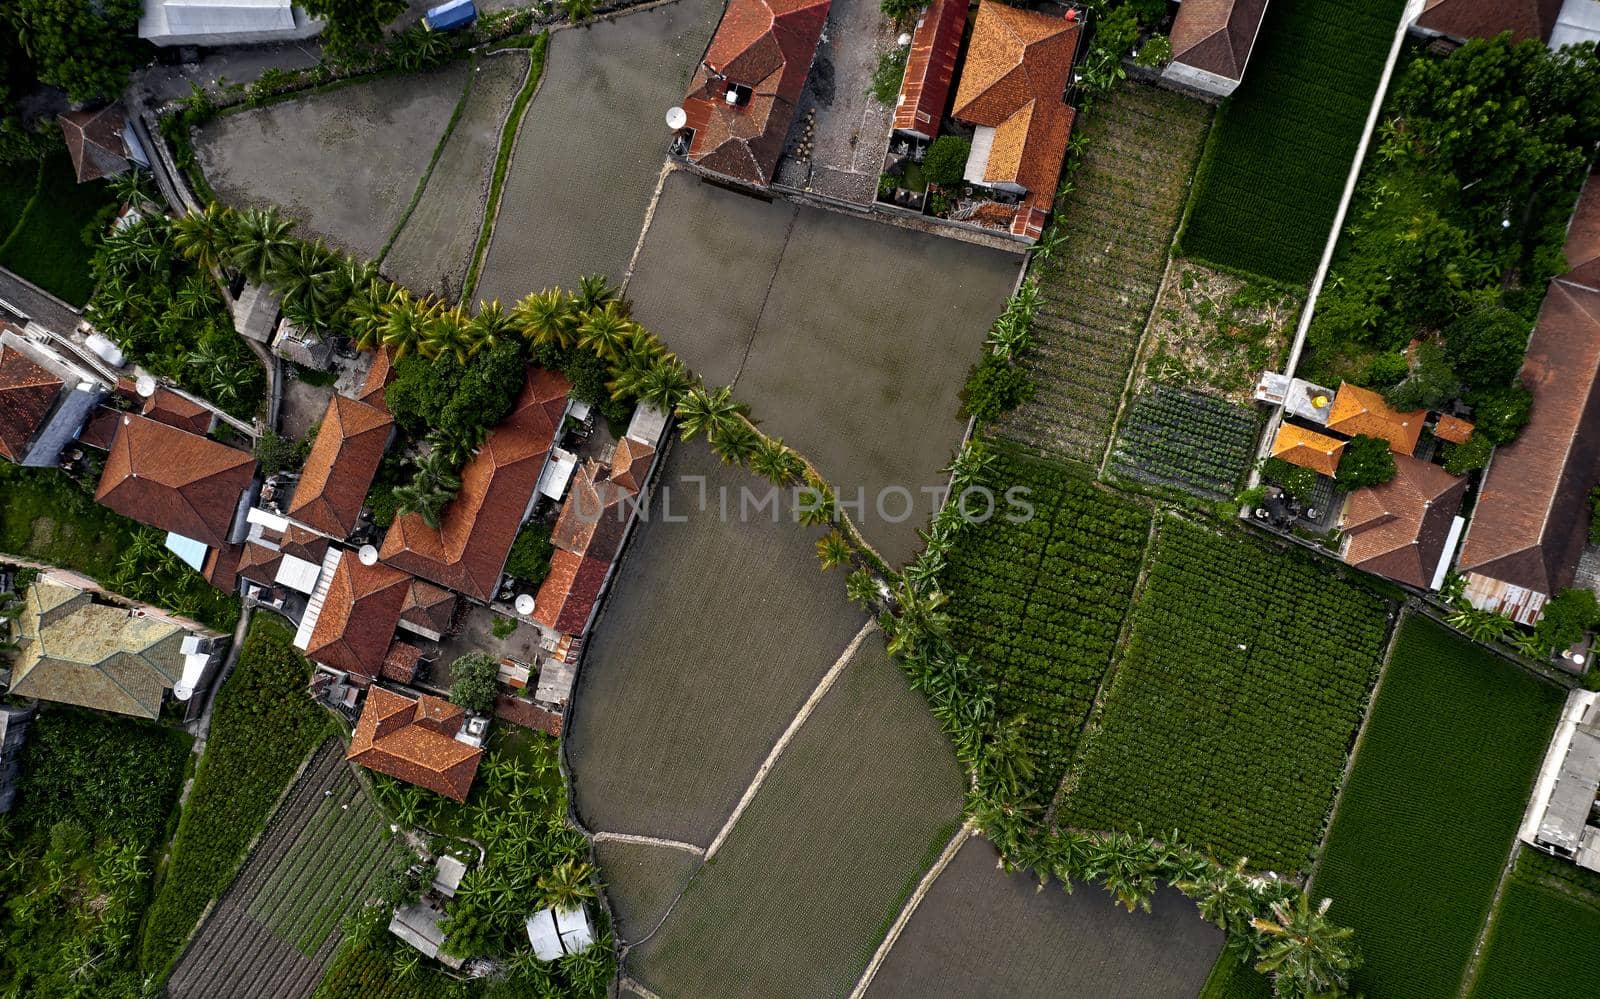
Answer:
[
  {"xmin": 1271, "ymin": 423, "xmax": 1344, "ymax": 477},
  {"xmin": 1328, "ymin": 383, "xmax": 1424, "ymax": 455}
]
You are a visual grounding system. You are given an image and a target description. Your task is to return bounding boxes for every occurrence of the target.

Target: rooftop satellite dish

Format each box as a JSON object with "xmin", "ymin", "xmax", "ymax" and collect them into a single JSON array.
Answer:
[
  {"xmin": 515, "ymin": 593, "xmax": 535, "ymax": 616},
  {"xmin": 358, "ymin": 544, "xmax": 378, "ymax": 566},
  {"xmin": 666, "ymin": 106, "xmax": 688, "ymax": 130},
  {"xmin": 135, "ymin": 374, "xmax": 157, "ymax": 397}
]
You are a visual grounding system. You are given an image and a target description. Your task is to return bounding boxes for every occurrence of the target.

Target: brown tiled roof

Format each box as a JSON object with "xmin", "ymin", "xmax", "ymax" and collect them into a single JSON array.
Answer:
[
  {"xmin": 96, "ymin": 414, "xmax": 256, "ymax": 547},
  {"xmin": 682, "ymin": 0, "xmax": 831, "ymax": 187},
  {"xmin": 78, "ymin": 405, "xmax": 122, "ymax": 451},
  {"xmin": 1271, "ymin": 423, "xmax": 1344, "ymax": 477},
  {"xmin": 893, "ymin": 0, "xmax": 967, "ymax": 139},
  {"xmin": 202, "ymin": 543, "xmax": 243, "ymax": 593},
  {"xmin": 609, "ymin": 436, "xmax": 655, "ymax": 493},
  {"xmin": 141, "ymin": 388, "xmax": 214, "ymax": 435},
  {"xmin": 1415, "ymin": 0, "xmax": 1561, "ymax": 43},
  {"xmin": 348, "ymin": 687, "xmax": 483, "ymax": 802},
  {"xmin": 0, "ymin": 342, "xmax": 62, "ymax": 462},
  {"xmin": 532, "ymin": 549, "xmax": 609, "ymax": 636},
  {"xmin": 57, "ymin": 106, "xmax": 129, "ymax": 183},
  {"xmin": 305, "ymin": 554, "xmax": 410, "ymax": 678},
  {"xmin": 1432, "ymin": 414, "xmax": 1475, "ymax": 445},
  {"xmin": 1457, "ymin": 281, "xmax": 1600, "ymax": 594},
  {"xmin": 381, "ymin": 640, "xmax": 423, "ymax": 684},
  {"xmin": 380, "ymin": 369, "xmax": 570, "ymax": 601},
  {"xmin": 357, "ymin": 348, "xmax": 394, "ymax": 411},
  {"xmin": 951, "ymin": 1, "xmax": 1081, "ymax": 221},
  {"xmin": 400, "ymin": 578, "xmax": 456, "ymax": 636},
  {"xmin": 551, "ymin": 460, "xmax": 633, "ymax": 563},
  {"xmin": 1169, "ymin": 0, "xmax": 1269, "ymax": 82},
  {"xmin": 1327, "ymin": 383, "xmax": 1424, "ymax": 456},
  {"xmin": 280, "ymin": 525, "xmax": 329, "ymax": 564},
  {"xmin": 288, "ymin": 395, "xmax": 393, "ymax": 539},
  {"xmin": 1340, "ymin": 454, "xmax": 1467, "ymax": 588},
  {"xmin": 235, "ymin": 541, "xmax": 284, "ymax": 588},
  {"xmin": 1567, "ymin": 172, "xmax": 1600, "ymax": 292},
  {"xmin": 495, "ymin": 694, "xmax": 563, "ymax": 736}
]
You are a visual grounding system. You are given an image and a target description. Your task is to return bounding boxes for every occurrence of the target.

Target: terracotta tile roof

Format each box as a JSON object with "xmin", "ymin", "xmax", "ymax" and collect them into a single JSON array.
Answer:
[
  {"xmin": 531, "ymin": 549, "xmax": 609, "ymax": 636},
  {"xmin": 551, "ymin": 460, "xmax": 634, "ymax": 562},
  {"xmin": 682, "ymin": 0, "xmax": 831, "ymax": 187},
  {"xmin": 357, "ymin": 348, "xmax": 394, "ymax": 411},
  {"xmin": 381, "ymin": 640, "xmax": 423, "ymax": 683},
  {"xmin": 349, "ymin": 687, "xmax": 483, "ymax": 801},
  {"xmin": 1457, "ymin": 279, "xmax": 1600, "ymax": 595},
  {"xmin": 202, "ymin": 542, "xmax": 243, "ymax": 593},
  {"xmin": 1340, "ymin": 454, "xmax": 1467, "ymax": 588},
  {"xmin": 379, "ymin": 368, "xmax": 570, "ymax": 601},
  {"xmin": 57, "ymin": 106, "xmax": 129, "ymax": 183},
  {"xmin": 893, "ymin": 0, "xmax": 967, "ymax": 138},
  {"xmin": 96, "ymin": 414, "xmax": 256, "ymax": 548},
  {"xmin": 1327, "ymin": 383, "xmax": 1424, "ymax": 456},
  {"xmin": 0, "ymin": 342, "xmax": 62, "ymax": 462},
  {"xmin": 950, "ymin": 1, "xmax": 1081, "ymax": 220},
  {"xmin": 288, "ymin": 395, "xmax": 393, "ymax": 539},
  {"xmin": 1415, "ymin": 0, "xmax": 1561, "ymax": 43},
  {"xmin": 280, "ymin": 525, "xmax": 329, "ymax": 564},
  {"xmin": 77, "ymin": 405, "xmax": 122, "ymax": 451},
  {"xmin": 495, "ymin": 694, "xmax": 563, "ymax": 736},
  {"xmin": 1432, "ymin": 414, "xmax": 1474, "ymax": 445},
  {"xmin": 305, "ymin": 554, "xmax": 410, "ymax": 678},
  {"xmin": 141, "ymin": 388, "xmax": 214, "ymax": 435},
  {"xmin": 1566, "ymin": 172, "xmax": 1600, "ymax": 292},
  {"xmin": 609, "ymin": 436, "xmax": 655, "ymax": 493},
  {"xmin": 400, "ymin": 578, "xmax": 456, "ymax": 637},
  {"xmin": 1169, "ymin": 0, "xmax": 1269, "ymax": 82},
  {"xmin": 234, "ymin": 541, "xmax": 283, "ymax": 588},
  {"xmin": 1271, "ymin": 423, "xmax": 1344, "ymax": 477}
]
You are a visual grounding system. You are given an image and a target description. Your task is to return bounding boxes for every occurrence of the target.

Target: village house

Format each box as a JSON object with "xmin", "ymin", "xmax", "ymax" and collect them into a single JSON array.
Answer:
[
  {"xmin": 1455, "ymin": 171, "xmax": 1600, "ymax": 624},
  {"xmin": 57, "ymin": 105, "xmax": 149, "ymax": 184},
  {"xmin": 347, "ymin": 686, "xmax": 485, "ymax": 802},
  {"xmin": 138, "ymin": 0, "xmax": 323, "ymax": 47},
  {"xmin": 892, "ymin": 0, "xmax": 967, "ymax": 143},
  {"xmin": 1408, "ymin": 0, "xmax": 1600, "ymax": 48},
  {"xmin": 1338, "ymin": 454, "xmax": 1467, "ymax": 590},
  {"xmin": 676, "ymin": 0, "xmax": 831, "ymax": 190},
  {"xmin": 1522, "ymin": 689, "xmax": 1600, "ymax": 872},
  {"xmin": 1161, "ymin": 0, "xmax": 1271, "ymax": 100},
  {"xmin": 285, "ymin": 393, "xmax": 395, "ymax": 540},
  {"xmin": 0, "ymin": 324, "xmax": 109, "ymax": 468}
]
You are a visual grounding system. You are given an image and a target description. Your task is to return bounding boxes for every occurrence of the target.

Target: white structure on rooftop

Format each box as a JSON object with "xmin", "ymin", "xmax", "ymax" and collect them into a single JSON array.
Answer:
[
  {"xmin": 1522, "ymin": 689, "xmax": 1600, "ymax": 873},
  {"xmin": 139, "ymin": 0, "xmax": 322, "ymax": 46},
  {"xmin": 524, "ymin": 904, "xmax": 595, "ymax": 961},
  {"xmin": 1551, "ymin": 0, "xmax": 1600, "ymax": 48}
]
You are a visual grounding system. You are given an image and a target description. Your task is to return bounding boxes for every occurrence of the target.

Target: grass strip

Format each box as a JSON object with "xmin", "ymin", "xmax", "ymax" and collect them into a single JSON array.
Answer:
[{"xmin": 376, "ymin": 55, "xmax": 479, "ymax": 266}]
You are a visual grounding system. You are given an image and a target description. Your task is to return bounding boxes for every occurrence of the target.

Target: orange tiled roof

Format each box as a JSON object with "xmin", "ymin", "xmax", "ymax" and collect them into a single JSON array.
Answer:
[
  {"xmin": 96, "ymin": 414, "xmax": 256, "ymax": 548},
  {"xmin": 357, "ymin": 348, "xmax": 394, "ymax": 411},
  {"xmin": 950, "ymin": 1, "xmax": 1081, "ymax": 220},
  {"xmin": 1432, "ymin": 414, "xmax": 1475, "ymax": 445},
  {"xmin": 141, "ymin": 388, "xmax": 213, "ymax": 435},
  {"xmin": 893, "ymin": 0, "xmax": 967, "ymax": 138},
  {"xmin": 348, "ymin": 687, "xmax": 483, "ymax": 802},
  {"xmin": 288, "ymin": 394, "xmax": 393, "ymax": 539},
  {"xmin": 1169, "ymin": 0, "xmax": 1269, "ymax": 82},
  {"xmin": 202, "ymin": 542, "xmax": 243, "ymax": 593},
  {"xmin": 0, "ymin": 341, "xmax": 62, "ymax": 462},
  {"xmin": 609, "ymin": 436, "xmax": 655, "ymax": 493},
  {"xmin": 1327, "ymin": 383, "xmax": 1424, "ymax": 456},
  {"xmin": 379, "ymin": 368, "xmax": 570, "ymax": 601},
  {"xmin": 1271, "ymin": 423, "xmax": 1344, "ymax": 477},
  {"xmin": 381, "ymin": 639, "xmax": 423, "ymax": 683},
  {"xmin": 1340, "ymin": 453, "xmax": 1468, "ymax": 588},
  {"xmin": 235, "ymin": 540, "xmax": 285, "ymax": 588},
  {"xmin": 400, "ymin": 578, "xmax": 456, "ymax": 636},
  {"xmin": 681, "ymin": 0, "xmax": 831, "ymax": 187},
  {"xmin": 1415, "ymin": 0, "xmax": 1561, "ymax": 44},
  {"xmin": 532, "ymin": 548, "xmax": 609, "ymax": 636},
  {"xmin": 305, "ymin": 554, "xmax": 410, "ymax": 678},
  {"xmin": 551, "ymin": 460, "xmax": 634, "ymax": 563},
  {"xmin": 57, "ymin": 106, "xmax": 129, "ymax": 183}
]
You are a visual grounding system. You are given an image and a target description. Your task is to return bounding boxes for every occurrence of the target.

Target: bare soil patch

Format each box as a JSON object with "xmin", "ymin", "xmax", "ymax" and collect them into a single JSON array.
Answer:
[{"xmin": 1141, "ymin": 259, "xmax": 1300, "ymax": 403}]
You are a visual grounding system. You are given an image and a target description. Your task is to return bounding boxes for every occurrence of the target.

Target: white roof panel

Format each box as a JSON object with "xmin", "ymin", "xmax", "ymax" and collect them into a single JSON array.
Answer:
[
  {"xmin": 524, "ymin": 909, "xmax": 564, "ymax": 961},
  {"xmin": 275, "ymin": 553, "xmax": 322, "ymax": 594},
  {"xmin": 165, "ymin": 532, "xmax": 209, "ymax": 571}
]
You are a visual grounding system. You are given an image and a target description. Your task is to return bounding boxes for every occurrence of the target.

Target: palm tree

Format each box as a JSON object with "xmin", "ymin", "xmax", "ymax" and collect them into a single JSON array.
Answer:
[
  {"xmin": 675, "ymin": 384, "xmax": 749, "ymax": 441},
  {"xmin": 427, "ymin": 424, "xmax": 484, "ymax": 468},
  {"xmin": 978, "ymin": 714, "xmax": 1036, "ymax": 800},
  {"xmin": 271, "ymin": 240, "xmax": 339, "ymax": 328},
  {"xmin": 946, "ymin": 438, "xmax": 995, "ymax": 496},
  {"xmin": 709, "ymin": 418, "xmax": 761, "ymax": 466},
  {"xmin": 380, "ymin": 290, "xmax": 428, "ymax": 361},
  {"xmin": 172, "ymin": 202, "xmax": 233, "ymax": 273},
  {"xmin": 536, "ymin": 859, "xmax": 598, "ymax": 911},
  {"xmin": 1252, "ymin": 894, "xmax": 1359, "ymax": 997},
  {"xmin": 750, "ymin": 435, "xmax": 803, "ymax": 485},
  {"xmin": 574, "ymin": 273, "xmax": 617, "ymax": 312},
  {"xmin": 576, "ymin": 301, "xmax": 635, "ymax": 361},
  {"xmin": 795, "ymin": 474, "xmax": 836, "ymax": 528},
  {"xmin": 424, "ymin": 303, "xmax": 473, "ymax": 363},
  {"xmin": 562, "ymin": 0, "xmax": 596, "ymax": 22},
  {"xmin": 394, "ymin": 450, "xmax": 462, "ymax": 528},
  {"xmin": 348, "ymin": 279, "xmax": 398, "ymax": 352},
  {"xmin": 469, "ymin": 299, "xmax": 515, "ymax": 355},
  {"xmin": 633, "ymin": 355, "xmax": 693, "ymax": 411},
  {"xmin": 513, "ymin": 289, "xmax": 575, "ymax": 349},
  {"xmin": 1178, "ymin": 855, "xmax": 1259, "ymax": 938},
  {"xmin": 815, "ymin": 531, "xmax": 852, "ymax": 571},
  {"xmin": 845, "ymin": 568, "xmax": 880, "ymax": 609},
  {"xmin": 225, "ymin": 206, "xmax": 296, "ymax": 283}
]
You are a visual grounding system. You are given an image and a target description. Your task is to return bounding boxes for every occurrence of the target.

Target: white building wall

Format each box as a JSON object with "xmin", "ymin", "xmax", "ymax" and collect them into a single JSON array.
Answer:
[{"xmin": 1160, "ymin": 60, "xmax": 1240, "ymax": 100}]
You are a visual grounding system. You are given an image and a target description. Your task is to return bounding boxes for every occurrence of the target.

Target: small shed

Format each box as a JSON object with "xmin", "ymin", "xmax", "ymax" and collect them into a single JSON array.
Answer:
[
  {"xmin": 389, "ymin": 901, "xmax": 464, "ymax": 969},
  {"xmin": 232, "ymin": 283, "xmax": 281, "ymax": 345},
  {"xmin": 433, "ymin": 855, "xmax": 468, "ymax": 897},
  {"xmin": 273, "ymin": 317, "xmax": 334, "ymax": 370}
]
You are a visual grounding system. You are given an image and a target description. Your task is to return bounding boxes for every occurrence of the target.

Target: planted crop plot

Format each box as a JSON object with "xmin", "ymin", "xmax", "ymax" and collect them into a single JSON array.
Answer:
[
  {"xmin": 628, "ymin": 637, "xmax": 964, "ymax": 999},
  {"xmin": 382, "ymin": 50, "xmax": 531, "ymax": 299},
  {"xmin": 1061, "ymin": 518, "xmax": 1390, "ymax": 872},
  {"xmin": 994, "ymin": 84, "xmax": 1210, "ymax": 463},
  {"xmin": 475, "ymin": 0, "xmax": 723, "ymax": 301},
  {"xmin": 167, "ymin": 739, "xmax": 399, "ymax": 999},
  {"xmin": 565, "ymin": 442, "xmax": 869, "ymax": 845},
  {"xmin": 866, "ymin": 837, "xmax": 1223, "ymax": 999},
  {"xmin": 1472, "ymin": 851, "xmax": 1600, "ymax": 999},
  {"xmin": 1110, "ymin": 385, "xmax": 1260, "ymax": 501},
  {"xmin": 594, "ymin": 838, "xmax": 702, "ymax": 943},
  {"xmin": 195, "ymin": 63, "xmax": 471, "ymax": 259},
  {"xmin": 942, "ymin": 444, "xmax": 1149, "ymax": 801},
  {"xmin": 1306, "ymin": 615, "xmax": 1560, "ymax": 998},
  {"xmin": 1178, "ymin": 0, "xmax": 1407, "ymax": 283}
]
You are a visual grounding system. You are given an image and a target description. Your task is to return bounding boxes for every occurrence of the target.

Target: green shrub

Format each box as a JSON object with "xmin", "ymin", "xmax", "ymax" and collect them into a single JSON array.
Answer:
[
  {"xmin": 879, "ymin": 0, "xmax": 924, "ymax": 23},
  {"xmin": 448, "ymin": 652, "xmax": 500, "ymax": 715},
  {"xmin": 923, "ymin": 136, "xmax": 971, "ymax": 188},
  {"xmin": 1531, "ymin": 589, "xmax": 1600, "ymax": 656},
  {"xmin": 1337, "ymin": 434, "xmax": 1396, "ymax": 487},
  {"xmin": 867, "ymin": 45, "xmax": 908, "ymax": 106},
  {"xmin": 1470, "ymin": 384, "xmax": 1533, "ymax": 445},
  {"xmin": 1442, "ymin": 432, "xmax": 1493, "ymax": 474},
  {"xmin": 1261, "ymin": 456, "xmax": 1317, "ymax": 502},
  {"xmin": 1383, "ymin": 341, "xmax": 1459, "ymax": 411},
  {"xmin": 504, "ymin": 520, "xmax": 553, "ymax": 584},
  {"xmin": 1445, "ymin": 307, "xmax": 1532, "ymax": 391},
  {"xmin": 254, "ymin": 427, "xmax": 311, "ymax": 476},
  {"xmin": 960, "ymin": 354, "xmax": 1034, "ymax": 425}
]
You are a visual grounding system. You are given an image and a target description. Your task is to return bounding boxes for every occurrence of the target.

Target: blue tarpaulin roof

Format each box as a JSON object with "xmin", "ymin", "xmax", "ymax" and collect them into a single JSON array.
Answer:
[{"xmin": 425, "ymin": 0, "xmax": 476, "ymax": 30}]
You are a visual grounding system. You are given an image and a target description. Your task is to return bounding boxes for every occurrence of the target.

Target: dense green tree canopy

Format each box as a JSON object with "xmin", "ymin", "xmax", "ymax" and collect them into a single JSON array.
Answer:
[
  {"xmin": 1444, "ymin": 307, "xmax": 1531, "ymax": 391},
  {"xmin": 448, "ymin": 651, "xmax": 501, "ymax": 715},
  {"xmin": 300, "ymin": 0, "xmax": 407, "ymax": 62},
  {"xmin": 6, "ymin": 0, "xmax": 144, "ymax": 102},
  {"xmin": 1337, "ymin": 434, "xmax": 1396, "ymax": 488}
]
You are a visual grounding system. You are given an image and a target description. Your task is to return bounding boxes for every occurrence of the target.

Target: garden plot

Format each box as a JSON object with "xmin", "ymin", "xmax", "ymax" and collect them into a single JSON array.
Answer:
[
  {"xmin": 195, "ymin": 63, "xmax": 471, "ymax": 259},
  {"xmin": 996, "ymin": 84, "xmax": 1212, "ymax": 464},
  {"xmin": 167, "ymin": 739, "xmax": 399, "ymax": 999},
  {"xmin": 565, "ymin": 441, "xmax": 868, "ymax": 845},
  {"xmin": 628, "ymin": 170, "xmax": 1020, "ymax": 564},
  {"xmin": 1109, "ymin": 385, "xmax": 1260, "ymax": 501},
  {"xmin": 474, "ymin": 0, "xmax": 723, "ymax": 302},
  {"xmin": 1141, "ymin": 260, "xmax": 1298, "ymax": 403},
  {"xmin": 594, "ymin": 838, "xmax": 703, "ymax": 944},
  {"xmin": 1470, "ymin": 850, "xmax": 1600, "ymax": 999},
  {"xmin": 627, "ymin": 637, "xmax": 964, "ymax": 999},
  {"xmin": 382, "ymin": 50, "xmax": 531, "ymax": 299},
  {"xmin": 865, "ymin": 838, "xmax": 1223, "ymax": 999},
  {"xmin": 1059, "ymin": 517, "xmax": 1391, "ymax": 873}
]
